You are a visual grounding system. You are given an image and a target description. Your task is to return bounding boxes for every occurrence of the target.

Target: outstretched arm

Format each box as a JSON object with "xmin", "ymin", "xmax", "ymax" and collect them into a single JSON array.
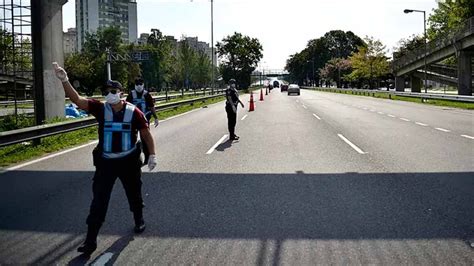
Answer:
[{"xmin": 53, "ymin": 62, "xmax": 89, "ymax": 111}]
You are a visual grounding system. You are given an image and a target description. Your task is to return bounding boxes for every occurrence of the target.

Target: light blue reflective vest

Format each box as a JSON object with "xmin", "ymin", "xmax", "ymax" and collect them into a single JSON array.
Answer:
[
  {"xmin": 131, "ymin": 90, "xmax": 149, "ymax": 114},
  {"xmin": 102, "ymin": 102, "xmax": 137, "ymax": 159}
]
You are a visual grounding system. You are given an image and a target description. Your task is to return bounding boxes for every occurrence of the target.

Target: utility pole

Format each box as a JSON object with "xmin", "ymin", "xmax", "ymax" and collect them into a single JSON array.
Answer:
[
  {"xmin": 106, "ymin": 47, "xmax": 111, "ymax": 80},
  {"xmin": 211, "ymin": 0, "xmax": 214, "ymax": 95},
  {"xmin": 423, "ymin": 11, "xmax": 427, "ymax": 94},
  {"xmin": 404, "ymin": 9, "xmax": 427, "ymax": 93}
]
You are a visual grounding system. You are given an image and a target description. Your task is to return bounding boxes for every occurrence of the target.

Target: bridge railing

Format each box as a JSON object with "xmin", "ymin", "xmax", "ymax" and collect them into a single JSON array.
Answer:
[{"xmin": 392, "ymin": 16, "xmax": 474, "ymax": 72}]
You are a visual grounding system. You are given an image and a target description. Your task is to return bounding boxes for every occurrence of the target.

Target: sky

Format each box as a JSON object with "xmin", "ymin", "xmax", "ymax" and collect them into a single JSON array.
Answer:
[{"xmin": 62, "ymin": 0, "xmax": 439, "ymax": 70}]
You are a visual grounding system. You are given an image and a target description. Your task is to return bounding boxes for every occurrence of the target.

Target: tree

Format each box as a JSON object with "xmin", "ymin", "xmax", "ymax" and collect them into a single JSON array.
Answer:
[
  {"xmin": 348, "ymin": 37, "xmax": 389, "ymax": 89},
  {"xmin": 322, "ymin": 30, "xmax": 365, "ymax": 59},
  {"xmin": 427, "ymin": 0, "xmax": 474, "ymax": 40},
  {"xmin": 195, "ymin": 51, "xmax": 212, "ymax": 89},
  {"xmin": 178, "ymin": 41, "xmax": 197, "ymax": 90},
  {"xmin": 319, "ymin": 58, "xmax": 352, "ymax": 88},
  {"xmin": 285, "ymin": 30, "xmax": 364, "ymax": 86},
  {"xmin": 66, "ymin": 27, "xmax": 136, "ymax": 95},
  {"xmin": 216, "ymin": 32, "xmax": 263, "ymax": 89},
  {"xmin": 140, "ymin": 29, "xmax": 173, "ymax": 92},
  {"xmin": 393, "ymin": 35, "xmax": 425, "ymax": 60},
  {"xmin": 0, "ymin": 30, "xmax": 32, "ymax": 75},
  {"xmin": 64, "ymin": 52, "xmax": 96, "ymax": 96}
]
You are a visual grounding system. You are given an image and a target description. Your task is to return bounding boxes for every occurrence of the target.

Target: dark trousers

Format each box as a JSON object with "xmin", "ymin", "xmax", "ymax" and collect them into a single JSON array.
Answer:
[
  {"xmin": 226, "ymin": 105, "xmax": 237, "ymax": 137},
  {"xmin": 86, "ymin": 156, "xmax": 144, "ymax": 228}
]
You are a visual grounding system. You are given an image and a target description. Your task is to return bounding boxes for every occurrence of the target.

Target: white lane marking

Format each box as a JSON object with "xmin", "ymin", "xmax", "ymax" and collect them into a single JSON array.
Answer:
[
  {"xmin": 415, "ymin": 122, "xmax": 429, "ymax": 127},
  {"xmin": 369, "ymin": 109, "xmax": 376, "ymax": 112},
  {"xmin": 206, "ymin": 135, "xmax": 228, "ymax": 154},
  {"xmin": 5, "ymin": 140, "xmax": 99, "ymax": 172},
  {"xmin": 377, "ymin": 112, "xmax": 385, "ymax": 115},
  {"xmin": 435, "ymin": 127, "xmax": 451, "ymax": 132},
  {"xmin": 302, "ymin": 105, "xmax": 307, "ymax": 109},
  {"xmin": 91, "ymin": 252, "xmax": 114, "ymax": 266},
  {"xmin": 241, "ymin": 114, "xmax": 248, "ymax": 121},
  {"xmin": 388, "ymin": 114, "xmax": 396, "ymax": 118},
  {"xmin": 337, "ymin": 134, "xmax": 366, "ymax": 154},
  {"xmin": 461, "ymin": 135, "xmax": 474, "ymax": 140},
  {"xmin": 400, "ymin": 118, "xmax": 410, "ymax": 122},
  {"xmin": 313, "ymin": 114, "xmax": 321, "ymax": 120},
  {"xmin": 362, "ymin": 107, "xmax": 368, "ymax": 110}
]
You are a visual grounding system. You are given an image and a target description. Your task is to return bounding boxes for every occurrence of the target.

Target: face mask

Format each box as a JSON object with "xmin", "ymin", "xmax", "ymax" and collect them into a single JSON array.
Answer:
[
  {"xmin": 230, "ymin": 84, "xmax": 236, "ymax": 89},
  {"xmin": 135, "ymin": 84, "xmax": 144, "ymax": 92},
  {"xmin": 105, "ymin": 92, "xmax": 121, "ymax": 105}
]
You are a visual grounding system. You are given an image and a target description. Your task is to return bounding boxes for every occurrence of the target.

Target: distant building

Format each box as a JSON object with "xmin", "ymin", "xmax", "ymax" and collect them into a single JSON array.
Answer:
[
  {"xmin": 180, "ymin": 36, "xmax": 217, "ymax": 66},
  {"xmin": 138, "ymin": 33, "xmax": 149, "ymax": 45},
  {"xmin": 76, "ymin": 0, "xmax": 138, "ymax": 51},
  {"xmin": 63, "ymin": 28, "xmax": 77, "ymax": 55}
]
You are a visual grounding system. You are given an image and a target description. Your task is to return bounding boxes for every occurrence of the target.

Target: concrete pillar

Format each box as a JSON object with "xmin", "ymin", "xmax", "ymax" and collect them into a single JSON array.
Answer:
[
  {"xmin": 410, "ymin": 75, "xmax": 422, "ymax": 93},
  {"xmin": 458, "ymin": 50, "xmax": 472, "ymax": 96},
  {"xmin": 41, "ymin": 0, "xmax": 67, "ymax": 119},
  {"xmin": 395, "ymin": 76, "xmax": 405, "ymax": 92}
]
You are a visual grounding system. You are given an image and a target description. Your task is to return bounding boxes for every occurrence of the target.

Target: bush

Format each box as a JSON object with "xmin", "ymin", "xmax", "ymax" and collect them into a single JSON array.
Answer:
[{"xmin": 0, "ymin": 114, "xmax": 35, "ymax": 132}]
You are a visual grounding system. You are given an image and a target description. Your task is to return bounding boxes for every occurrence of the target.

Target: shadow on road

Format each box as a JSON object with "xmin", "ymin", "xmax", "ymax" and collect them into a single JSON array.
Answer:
[
  {"xmin": 215, "ymin": 139, "xmax": 234, "ymax": 152},
  {"xmin": 0, "ymin": 170, "xmax": 473, "ymax": 262},
  {"xmin": 66, "ymin": 235, "xmax": 134, "ymax": 266}
]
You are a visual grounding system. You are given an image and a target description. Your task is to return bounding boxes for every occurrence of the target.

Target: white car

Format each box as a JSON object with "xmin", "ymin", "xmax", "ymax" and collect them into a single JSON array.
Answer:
[{"xmin": 288, "ymin": 84, "xmax": 300, "ymax": 96}]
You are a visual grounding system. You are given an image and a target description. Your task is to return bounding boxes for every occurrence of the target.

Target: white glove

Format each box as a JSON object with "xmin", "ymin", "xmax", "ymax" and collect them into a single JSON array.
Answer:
[
  {"xmin": 148, "ymin": 154, "xmax": 157, "ymax": 171},
  {"xmin": 52, "ymin": 62, "xmax": 68, "ymax": 82},
  {"xmin": 153, "ymin": 119, "xmax": 159, "ymax": 128}
]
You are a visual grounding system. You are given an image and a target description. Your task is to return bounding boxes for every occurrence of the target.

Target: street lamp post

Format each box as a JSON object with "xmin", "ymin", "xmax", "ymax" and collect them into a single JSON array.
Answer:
[
  {"xmin": 191, "ymin": 0, "xmax": 215, "ymax": 94},
  {"xmin": 404, "ymin": 9, "xmax": 427, "ymax": 94},
  {"xmin": 211, "ymin": 0, "xmax": 214, "ymax": 95}
]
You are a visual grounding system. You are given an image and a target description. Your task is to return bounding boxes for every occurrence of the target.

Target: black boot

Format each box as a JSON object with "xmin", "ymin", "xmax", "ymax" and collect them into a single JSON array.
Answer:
[
  {"xmin": 134, "ymin": 211, "xmax": 146, "ymax": 234},
  {"xmin": 77, "ymin": 225, "xmax": 99, "ymax": 254}
]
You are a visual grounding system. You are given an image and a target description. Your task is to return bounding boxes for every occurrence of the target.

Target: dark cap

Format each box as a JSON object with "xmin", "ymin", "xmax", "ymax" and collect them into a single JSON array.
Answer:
[
  {"xmin": 106, "ymin": 80, "xmax": 123, "ymax": 90},
  {"xmin": 229, "ymin": 78, "xmax": 236, "ymax": 84},
  {"xmin": 135, "ymin": 77, "xmax": 144, "ymax": 85}
]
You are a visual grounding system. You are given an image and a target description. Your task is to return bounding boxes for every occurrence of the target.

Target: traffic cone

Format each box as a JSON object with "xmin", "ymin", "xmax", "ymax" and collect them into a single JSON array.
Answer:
[
  {"xmin": 260, "ymin": 88, "xmax": 264, "ymax": 101},
  {"xmin": 249, "ymin": 92, "xmax": 255, "ymax": 112}
]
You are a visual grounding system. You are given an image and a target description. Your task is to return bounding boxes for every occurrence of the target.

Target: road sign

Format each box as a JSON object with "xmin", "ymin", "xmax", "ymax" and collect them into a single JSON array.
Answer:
[
  {"xmin": 131, "ymin": 51, "xmax": 150, "ymax": 62},
  {"xmin": 109, "ymin": 51, "xmax": 151, "ymax": 62}
]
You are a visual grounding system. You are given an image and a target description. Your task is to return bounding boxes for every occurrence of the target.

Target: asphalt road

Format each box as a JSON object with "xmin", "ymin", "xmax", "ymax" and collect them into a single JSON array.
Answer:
[{"xmin": 1, "ymin": 88, "xmax": 473, "ymax": 265}]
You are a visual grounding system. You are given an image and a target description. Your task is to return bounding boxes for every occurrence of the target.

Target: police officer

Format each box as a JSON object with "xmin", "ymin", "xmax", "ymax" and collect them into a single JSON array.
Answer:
[
  {"xmin": 126, "ymin": 77, "xmax": 158, "ymax": 164},
  {"xmin": 53, "ymin": 62, "xmax": 157, "ymax": 255},
  {"xmin": 225, "ymin": 79, "xmax": 244, "ymax": 140}
]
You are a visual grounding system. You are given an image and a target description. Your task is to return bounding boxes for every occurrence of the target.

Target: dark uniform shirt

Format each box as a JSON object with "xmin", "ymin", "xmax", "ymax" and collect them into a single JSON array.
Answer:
[
  {"xmin": 225, "ymin": 88, "xmax": 239, "ymax": 107},
  {"xmin": 88, "ymin": 99, "xmax": 148, "ymax": 153},
  {"xmin": 126, "ymin": 91, "xmax": 154, "ymax": 113}
]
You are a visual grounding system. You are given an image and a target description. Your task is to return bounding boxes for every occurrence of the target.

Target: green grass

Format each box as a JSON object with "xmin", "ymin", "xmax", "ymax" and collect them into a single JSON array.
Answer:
[
  {"xmin": 0, "ymin": 96, "xmax": 226, "ymax": 168},
  {"xmin": 307, "ymin": 87, "xmax": 474, "ymax": 110},
  {"xmin": 0, "ymin": 126, "xmax": 98, "ymax": 167}
]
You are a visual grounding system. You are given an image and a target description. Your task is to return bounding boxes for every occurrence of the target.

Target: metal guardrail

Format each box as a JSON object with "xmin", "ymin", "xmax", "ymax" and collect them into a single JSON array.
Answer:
[
  {"xmin": 302, "ymin": 87, "xmax": 474, "ymax": 103},
  {"xmin": 0, "ymin": 94, "xmax": 225, "ymax": 147},
  {"xmin": 392, "ymin": 91, "xmax": 474, "ymax": 102},
  {"xmin": 0, "ymin": 89, "xmax": 224, "ymax": 107}
]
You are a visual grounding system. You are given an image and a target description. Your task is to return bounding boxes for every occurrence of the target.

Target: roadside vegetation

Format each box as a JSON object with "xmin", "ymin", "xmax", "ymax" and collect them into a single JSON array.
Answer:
[
  {"xmin": 285, "ymin": 1, "xmax": 474, "ymax": 91},
  {"xmin": 306, "ymin": 87, "xmax": 474, "ymax": 110},
  {"xmin": 0, "ymin": 96, "xmax": 226, "ymax": 168}
]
